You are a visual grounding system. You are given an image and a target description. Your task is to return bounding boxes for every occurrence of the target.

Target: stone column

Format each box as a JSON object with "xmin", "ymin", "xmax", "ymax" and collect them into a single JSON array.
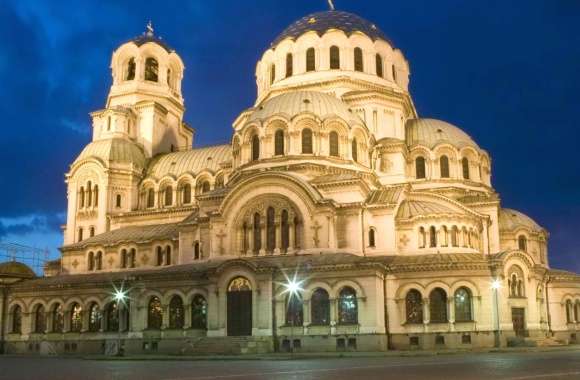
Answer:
[
  {"xmin": 448, "ymin": 297, "xmax": 455, "ymax": 331},
  {"xmin": 260, "ymin": 220, "xmax": 266, "ymax": 255},
  {"xmin": 274, "ymin": 213, "xmax": 282, "ymax": 254},
  {"xmin": 423, "ymin": 298, "xmax": 430, "ymax": 324},
  {"xmin": 288, "ymin": 221, "xmax": 295, "ymax": 252},
  {"xmin": 184, "ymin": 302, "xmax": 192, "ymax": 329}
]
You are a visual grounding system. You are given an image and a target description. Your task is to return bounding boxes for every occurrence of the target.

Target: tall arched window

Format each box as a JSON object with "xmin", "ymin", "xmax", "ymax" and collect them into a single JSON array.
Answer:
[
  {"xmin": 95, "ymin": 251, "xmax": 102, "ymax": 270},
  {"xmin": 105, "ymin": 302, "xmax": 119, "ymax": 332},
  {"xmin": 89, "ymin": 226, "xmax": 95, "ymax": 238},
  {"xmin": 87, "ymin": 181, "xmax": 92, "ymax": 206},
  {"xmin": 34, "ymin": 305, "xmax": 46, "ymax": 333},
  {"xmin": 88, "ymin": 251, "xmax": 95, "ymax": 271},
  {"xmin": 451, "ymin": 226, "xmax": 459, "ymax": 247},
  {"xmin": 429, "ymin": 226, "xmax": 437, "ymax": 248},
  {"xmin": 148, "ymin": 296, "xmax": 163, "ymax": 330},
  {"xmin": 274, "ymin": 129, "xmax": 285, "ymax": 156},
  {"xmin": 93, "ymin": 185, "xmax": 99, "ymax": 207},
  {"xmin": 454, "ymin": 288, "xmax": 472, "ymax": 322},
  {"xmin": 165, "ymin": 245, "xmax": 171, "ymax": 266},
  {"xmin": 121, "ymin": 249, "xmax": 128, "ymax": 268},
  {"xmin": 368, "ymin": 228, "xmax": 376, "ymax": 248},
  {"xmin": 251, "ymin": 134, "xmax": 260, "ymax": 161},
  {"xmin": 441, "ymin": 226, "xmax": 449, "ymax": 247},
  {"xmin": 270, "ymin": 64, "xmax": 276, "ymax": 85},
  {"xmin": 415, "ymin": 156, "xmax": 426, "ymax": 179},
  {"xmin": 351, "ymin": 138, "xmax": 358, "ymax": 162},
  {"xmin": 311, "ymin": 288, "xmax": 330, "ymax": 325},
  {"xmin": 214, "ymin": 175, "xmax": 224, "ymax": 189},
  {"xmin": 52, "ymin": 303, "xmax": 64, "ymax": 333},
  {"xmin": 329, "ymin": 131, "xmax": 339, "ymax": 157},
  {"xmin": 301, "ymin": 128, "xmax": 313, "ymax": 154},
  {"xmin": 286, "ymin": 53, "xmax": 293, "ymax": 77},
  {"xmin": 126, "ymin": 58, "xmax": 136, "ymax": 80},
  {"xmin": 286, "ymin": 293, "xmax": 303, "ymax": 326},
  {"xmin": 156, "ymin": 246, "xmax": 164, "ymax": 266},
  {"xmin": 575, "ymin": 302, "xmax": 580, "ymax": 324},
  {"xmin": 253, "ymin": 213, "xmax": 261, "ymax": 253},
  {"xmin": 194, "ymin": 241, "xmax": 201, "ymax": 260},
  {"xmin": 79, "ymin": 186, "xmax": 85, "ymax": 208},
  {"xmin": 191, "ymin": 295, "xmax": 208, "ymax": 329},
  {"xmin": 169, "ymin": 296, "xmax": 184, "ymax": 329},
  {"xmin": 88, "ymin": 303, "xmax": 101, "ymax": 332},
  {"xmin": 11, "ymin": 305, "xmax": 22, "ymax": 334},
  {"xmin": 440, "ymin": 155, "xmax": 450, "ymax": 178},
  {"xmin": 354, "ymin": 47, "xmax": 363, "ymax": 72},
  {"xmin": 419, "ymin": 227, "xmax": 426, "ymax": 248},
  {"xmin": 306, "ymin": 47, "xmax": 315, "ymax": 72},
  {"xmin": 281, "ymin": 209, "xmax": 289, "ymax": 252},
  {"xmin": 330, "ymin": 46, "xmax": 340, "ymax": 69},
  {"xmin": 116, "ymin": 194, "xmax": 122, "ymax": 208},
  {"xmin": 392, "ymin": 64, "xmax": 397, "ymax": 82},
  {"xmin": 338, "ymin": 287, "xmax": 358, "ymax": 324},
  {"xmin": 70, "ymin": 303, "xmax": 83, "ymax": 333},
  {"xmin": 266, "ymin": 207, "xmax": 276, "ymax": 252},
  {"xmin": 429, "ymin": 288, "xmax": 448, "ymax": 323},
  {"xmin": 163, "ymin": 186, "xmax": 173, "ymax": 206},
  {"xmin": 566, "ymin": 300, "xmax": 574, "ymax": 323},
  {"xmin": 182, "ymin": 184, "xmax": 192, "ymax": 204},
  {"xmin": 518, "ymin": 235, "xmax": 527, "ymax": 252},
  {"xmin": 145, "ymin": 57, "xmax": 159, "ymax": 81},
  {"xmin": 405, "ymin": 289, "xmax": 423, "ymax": 324},
  {"xmin": 375, "ymin": 54, "xmax": 383, "ymax": 77},
  {"xmin": 462, "ymin": 157, "xmax": 470, "ymax": 179},
  {"xmin": 78, "ymin": 228, "xmax": 84, "ymax": 242},
  {"xmin": 147, "ymin": 188, "xmax": 155, "ymax": 208}
]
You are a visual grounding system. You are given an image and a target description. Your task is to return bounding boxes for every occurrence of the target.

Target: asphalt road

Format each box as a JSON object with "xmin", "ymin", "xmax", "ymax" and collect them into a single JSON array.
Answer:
[{"xmin": 1, "ymin": 350, "xmax": 580, "ymax": 380}]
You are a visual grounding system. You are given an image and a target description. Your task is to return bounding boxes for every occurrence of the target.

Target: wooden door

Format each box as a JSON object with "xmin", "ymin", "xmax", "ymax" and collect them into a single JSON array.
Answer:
[
  {"xmin": 511, "ymin": 307, "xmax": 526, "ymax": 337},
  {"xmin": 227, "ymin": 290, "xmax": 252, "ymax": 336}
]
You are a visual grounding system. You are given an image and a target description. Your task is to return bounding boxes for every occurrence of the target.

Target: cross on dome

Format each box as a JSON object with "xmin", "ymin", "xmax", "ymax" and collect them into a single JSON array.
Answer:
[
  {"xmin": 146, "ymin": 20, "xmax": 154, "ymax": 37},
  {"xmin": 327, "ymin": 0, "xmax": 335, "ymax": 11}
]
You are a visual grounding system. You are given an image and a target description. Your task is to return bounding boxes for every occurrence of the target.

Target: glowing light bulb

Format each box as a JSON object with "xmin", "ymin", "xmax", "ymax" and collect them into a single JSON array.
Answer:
[{"xmin": 491, "ymin": 279, "xmax": 502, "ymax": 290}]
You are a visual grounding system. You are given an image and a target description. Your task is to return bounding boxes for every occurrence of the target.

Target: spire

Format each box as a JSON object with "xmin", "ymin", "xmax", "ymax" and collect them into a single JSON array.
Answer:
[
  {"xmin": 327, "ymin": 0, "xmax": 335, "ymax": 10},
  {"xmin": 145, "ymin": 20, "xmax": 154, "ymax": 37}
]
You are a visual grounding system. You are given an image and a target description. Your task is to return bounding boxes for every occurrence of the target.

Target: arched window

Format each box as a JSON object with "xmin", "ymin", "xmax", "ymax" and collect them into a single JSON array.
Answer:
[
  {"xmin": 329, "ymin": 131, "xmax": 339, "ymax": 157},
  {"xmin": 375, "ymin": 54, "xmax": 383, "ymax": 77},
  {"xmin": 441, "ymin": 226, "xmax": 449, "ymax": 247},
  {"xmin": 88, "ymin": 251, "xmax": 95, "ymax": 271},
  {"xmin": 440, "ymin": 155, "xmax": 450, "ymax": 178},
  {"xmin": 197, "ymin": 180, "xmax": 210, "ymax": 195},
  {"xmin": 354, "ymin": 47, "xmax": 363, "ymax": 72},
  {"xmin": 429, "ymin": 226, "xmax": 437, "ymax": 248},
  {"xmin": 405, "ymin": 289, "xmax": 423, "ymax": 324},
  {"xmin": 454, "ymin": 288, "xmax": 472, "ymax": 322},
  {"xmin": 70, "ymin": 303, "xmax": 83, "ymax": 333},
  {"xmin": 156, "ymin": 246, "xmax": 164, "ymax": 266},
  {"xmin": 147, "ymin": 188, "xmax": 155, "ymax": 208},
  {"xmin": 418, "ymin": 227, "xmax": 426, "ymax": 248},
  {"xmin": 78, "ymin": 228, "xmax": 84, "ymax": 242},
  {"xmin": 566, "ymin": 300, "xmax": 574, "ymax": 323},
  {"xmin": 392, "ymin": 64, "xmax": 397, "ymax": 82},
  {"xmin": 338, "ymin": 287, "xmax": 358, "ymax": 324},
  {"xmin": 311, "ymin": 288, "xmax": 330, "ymax": 325},
  {"xmin": 351, "ymin": 138, "xmax": 358, "ymax": 162},
  {"xmin": 301, "ymin": 128, "xmax": 313, "ymax": 154},
  {"xmin": 95, "ymin": 251, "xmax": 102, "ymax": 270},
  {"xmin": 89, "ymin": 226, "xmax": 95, "ymax": 238},
  {"xmin": 87, "ymin": 181, "xmax": 92, "ymax": 206},
  {"xmin": 145, "ymin": 57, "xmax": 159, "ymax": 81},
  {"xmin": 214, "ymin": 175, "xmax": 224, "ymax": 189},
  {"xmin": 253, "ymin": 212, "xmax": 261, "ymax": 253},
  {"xmin": 306, "ymin": 47, "xmax": 315, "ymax": 72},
  {"xmin": 294, "ymin": 216, "xmax": 301, "ymax": 249},
  {"xmin": 508, "ymin": 266, "xmax": 525, "ymax": 298},
  {"xmin": 462, "ymin": 227, "xmax": 469, "ymax": 247},
  {"xmin": 52, "ymin": 303, "xmax": 64, "ymax": 333},
  {"xmin": 147, "ymin": 296, "xmax": 163, "ymax": 330},
  {"xmin": 168, "ymin": 296, "xmax": 184, "ymax": 329},
  {"xmin": 191, "ymin": 295, "xmax": 208, "ymax": 329},
  {"xmin": 270, "ymin": 64, "xmax": 276, "ymax": 85},
  {"xmin": 126, "ymin": 58, "xmax": 136, "ymax": 80},
  {"xmin": 330, "ymin": 46, "xmax": 340, "ymax": 69},
  {"xmin": 451, "ymin": 226, "xmax": 459, "ymax": 247},
  {"xmin": 120, "ymin": 249, "xmax": 128, "ymax": 268},
  {"xmin": 251, "ymin": 134, "xmax": 260, "ymax": 161},
  {"xmin": 266, "ymin": 207, "xmax": 276, "ymax": 252},
  {"xmin": 462, "ymin": 157, "xmax": 470, "ymax": 179},
  {"xmin": 368, "ymin": 228, "xmax": 376, "ymax": 248},
  {"xmin": 281, "ymin": 210, "xmax": 289, "ymax": 253},
  {"xmin": 93, "ymin": 185, "xmax": 99, "ymax": 207},
  {"xmin": 79, "ymin": 186, "xmax": 85, "ymax": 208},
  {"xmin": 194, "ymin": 241, "xmax": 201, "ymax": 260},
  {"xmin": 165, "ymin": 245, "xmax": 171, "ymax": 265},
  {"xmin": 105, "ymin": 302, "xmax": 119, "ymax": 332},
  {"xmin": 429, "ymin": 288, "xmax": 448, "ymax": 323},
  {"xmin": 11, "ymin": 305, "xmax": 22, "ymax": 334},
  {"xmin": 285, "ymin": 293, "xmax": 303, "ymax": 326},
  {"xmin": 88, "ymin": 303, "xmax": 101, "ymax": 332},
  {"xmin": 518, "ymin": 235, "xmax": 527, "ymax": 252},
  {"xmin": 116, "ymin": 194, "xmax": 122, "ymax": 208},
  {"xmin": 575, "ymin": 302, "xmax": 580, "ymax": 324},
  {"xmin": 285, "ymin": 53, "xmax": 293, "ymax": 77},
  {"xmin": 415, "ymin": 157, "xmax": 426, "ymax": 179},
  {"xmin": 182, "ymin": 184, "xmax": 192, "ymax": 204},
  {"xmin": 34, "ymin": 305, "xmax": 46, "ymax": 333},
  {"xmin": 164, "ymin": 186, "xmax": 173, "ymax": 206},
  {"xmin": 274, "ymin": 129, "xmax": 285, "ymax": 156}
]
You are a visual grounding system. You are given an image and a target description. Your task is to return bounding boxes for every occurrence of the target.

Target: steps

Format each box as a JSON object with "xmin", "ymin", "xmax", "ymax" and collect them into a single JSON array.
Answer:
[
  {"xmin": 179, "ymin": 336, "xmax": 273, "ymax": 355},
  {"xmin": 525, "ymin": 336, "xmax": 567, "ymax": 347}
]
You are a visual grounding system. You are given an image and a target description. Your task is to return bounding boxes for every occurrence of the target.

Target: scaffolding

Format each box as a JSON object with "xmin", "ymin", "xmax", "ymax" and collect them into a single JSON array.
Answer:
[{"xmin": 0, "ymin": 241, "xmax": 50, "ymax": 275}]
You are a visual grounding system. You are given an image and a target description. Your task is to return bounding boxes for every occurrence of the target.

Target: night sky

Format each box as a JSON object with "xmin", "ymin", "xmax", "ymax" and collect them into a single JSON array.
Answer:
[{"xmin": 0, "ymin": 0, "xmax": 578, "ymax": 272}]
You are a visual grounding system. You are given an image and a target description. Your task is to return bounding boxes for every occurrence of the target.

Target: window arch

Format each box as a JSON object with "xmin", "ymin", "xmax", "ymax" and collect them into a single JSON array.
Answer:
[
  {"xmin": 429, "ymin": 288, "xmax": 448, "ymax": 323},
  {"xmin": 441, "ymin": 226, "xmax": 449, "ymax": 247},
  {"xmin": 33, "ymin": 305, "xmax": 46, "ymax": 333},
  {"xmin": 354, "ymin": 47, "xmax": 363, "ymax": 72},
  {"xmin": 253, "ymin": 212, "xmax": 262, "ymax": 253},
  {"xmin": 79, "ymin": 186, "xmax": 85, "ymax": 208},
  {"xmin": 286, "ymin": 53, "xmax": 293, "ymax": 77},
  {"xmin": 508, "ymin": 266, "xmax": 525, "ymax": 298},
  {"xmin": 351, "ymin": 138, "xmax": 358, "ymax": 162},
  {"xmin": 88, "ymin": 251, "xmax": 95, "ymax": 271},
  {"xmin": 88, "ymin": 303, "xmax": 101, "ymax": 332},
  {"xmin": 518, "ymin": 235, "xmax": 527, "ymax": 252},
  {"xmin": 70, "ymin": 303, "xmax": 83, "ymax": 333},
  {"xmin": 329, "ymin": 131, "xmax": 339, "ymax": 157},
  {"xmin": 274, "ymin": 129, "xmax": 285, "ymax": 156},
  {"xmin": 116, "ymin": 194, "xmax": 122, "ymax": 208},
  {"xmin": 194, "ymin": 241, "xmax": 201, "ymax": 260},
  {"xmin": 566, "ymin": 300, "xmax": 574, "ymax": 323},
  {"xmin": 301, "ymin": 128, "xmax": 313, "ymax": 154},
  {"xmin": 281, "ymin": 210, "xmax": 289, "ymax": 253},
  {"xmin": 575, "ymin": 302, "xmax": 580, "ymax": 324},
  {"xmin": 163, "ymin": 185, "xmax": 173, "ymax": 207},
  {"xmin": 405, "ymin": 289, "xmax": 423, "ymax": 324},
  {"xmin": 306, "ymin": 47, "xmax": 315, "ymax": 72},
  {"xmin": 52, "ymin": 303, "xmax": 64, "ymax": 333},
  {"xmin": 415, "ymin": 156, "xmax": 426, "ymax": 179},
  {"xmin": 375, "ymin": 54, "xmax": 383, "ymax": 77},
  {"xmin": 392, "ymin": 64, "xmax": 397, "ymax": 82},
  {"xmin": 311, "ymin": 288, "xmax": 330, "ymax": 325},
  {"xmin": 338, "ymin": 287, "xmax": 358, "ymax": 324},
  {"xmin": 454, "ymin": 287, "xmax": 472, "ymax": 322},
  {"xmin": 145, "ymin": 57, "xmax": 159, "ymax": 81},
  {"xmin": 330, "ymin": 45, "xmax": 340, "ymax": 69},
  {"xmin": 418, "ymin": 227, "xmax": 426, "ymax": 248},
  {"xmin": 251, "ymin": 134, "xmax": 260, "ymax": 161},
  {"xmin": 197, "ymin": 180, "xmax": 210, "ymax": 195},
  {"xmin": 451, "ymin": 226, "xmax": 459, "ymax": 247},
  {"xmin": 191, "ymin": 295, "xmax": 208, "ymax": 329},
  {"xmin": 95, "ymin": 251, "xmax": 102, "ymax": 270},
  {"xmin": 368, "ymin": 228, "xmax": 376, "ymax": 248},
  {"xmin": 147, "ymin": 188, "xmax": 155, "ymax": 208},
  {"xmin": 182, "ymin": 183, "xmax": 192, "ymax": 204},
  {"xmin": 169, "ymin": 295, "xmax": 184, "ymax": 329},
  {"xmin": 270, "ymin": 63, "xmax": 276, "ymax": 85},
  {"xmin": 285, "ymin": 293, "xmax": 303, "ymax": 326},
  {"xmin": 462, "ymin": 157, "xmax": 470, "ymax": 179},
  {"xmin": 78, "ymin": 227, "xmax": 84, "ymax": 242},
  {"xmin": 126, "ymin": 57, "xmax": 136, "ymax": 80},
  {"xmin": 147, "ymin": 296, "xmax": 163, "ymax": 330},
  {"xmin": 429, "ymin": 226, "xmax": 437, "ymax": 248},
  {"xmin": 11, "ymin": 305, "xmax": 22, "ymax": 334},
  {"xmin": 440, "ymin": 155, "xmax": 450, "ymax": 178},
  {"xmin": 87, "ymin": 181, "xmax": 92, "ymax": 206},
  {"xmin": 266, "ymin": 206, "xmax": 276, "ymax": 252}
]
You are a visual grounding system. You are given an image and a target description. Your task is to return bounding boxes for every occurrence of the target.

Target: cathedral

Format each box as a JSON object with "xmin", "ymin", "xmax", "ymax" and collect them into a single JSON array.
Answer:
[{"xmin": 1, "ymin": 9, "xmax": 580, "ymax": 355}]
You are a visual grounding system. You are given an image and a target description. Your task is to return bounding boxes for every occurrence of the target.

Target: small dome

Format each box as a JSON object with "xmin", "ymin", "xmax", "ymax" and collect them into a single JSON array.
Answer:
[
  {"xmin": 499, "ymin": 208, "xmax": 544, "ymax": 233},
  {"xmin": 272, "ymin": 10, "xmax": 392, "ymax": 47},
  {"xmin": 406, "ymin": 118, "xmax": 481, "ymax": 151},
  {"xmin": 0, "ymin": 261, "xmax": 35, "ymax": 279},
  {"xmin": 74, "ymin": 138, "xmax": 146, "ymax": 168},
  {"xmin": 396, "ymin": 199, "xmax": 464, "ymax": 219},
  {"xmin": 146, "ymin": 144, "xmax": 232, "ymax": 179},
  {"xmin": 247, "ymin": 91, "xmax": 363, "ymax": 125}
]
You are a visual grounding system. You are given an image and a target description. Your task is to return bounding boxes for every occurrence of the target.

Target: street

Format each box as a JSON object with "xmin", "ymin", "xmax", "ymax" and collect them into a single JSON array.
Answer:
[{"xmin": 1, "ymin": 350, "xmax": 580, "ymax": 380}]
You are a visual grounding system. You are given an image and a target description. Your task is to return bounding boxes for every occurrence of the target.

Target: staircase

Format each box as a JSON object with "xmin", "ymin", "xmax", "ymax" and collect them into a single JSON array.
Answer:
[
  {"xmin": 179, "ymin": 336, "xmax": 273, "ymax": 355},
  {"xmin": 525, "ymin": 336, "xmax": 567, "ymax": 347}
]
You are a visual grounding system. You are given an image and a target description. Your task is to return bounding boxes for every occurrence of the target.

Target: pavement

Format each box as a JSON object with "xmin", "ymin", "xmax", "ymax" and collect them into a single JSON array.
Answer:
[{"xmin": 1, "ymin": 347, "xmax": 580, "ymax": 380}]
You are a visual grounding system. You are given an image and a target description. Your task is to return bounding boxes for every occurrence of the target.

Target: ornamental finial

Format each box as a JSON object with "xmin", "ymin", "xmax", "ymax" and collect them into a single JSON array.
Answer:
[
  {"xmin": 327, "ymin": 0, "xmax": 335, "ymax": 11},
  {"xmin": 146, "ymin": 20, "xmax": 154, "ymax": 36}
]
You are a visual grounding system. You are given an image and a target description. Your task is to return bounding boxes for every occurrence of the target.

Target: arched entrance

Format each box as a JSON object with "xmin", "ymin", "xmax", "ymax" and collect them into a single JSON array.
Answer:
[{"xmin": 227, "ymin": 277, "xmax": 252, "ymax": 336}]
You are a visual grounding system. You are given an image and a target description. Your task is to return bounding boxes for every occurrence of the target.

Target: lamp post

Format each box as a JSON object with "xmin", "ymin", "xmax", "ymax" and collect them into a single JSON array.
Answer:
[
  {"xmin": 491, "ymin": 279, "xmax": 502, "ymax": 348},
  {"xmin": 112, "ymin": 286, "xmax": 128, "ymax": 356},
  {"xmin": 282, "ymin": 276, "xmax": 303, "ymax": 355}
]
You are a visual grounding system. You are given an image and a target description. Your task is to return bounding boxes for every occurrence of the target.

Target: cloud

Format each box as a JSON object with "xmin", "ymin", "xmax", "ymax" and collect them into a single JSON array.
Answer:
[{"xmin": 0, "ymin": 213, "xmax": 65, "ymax": 239}]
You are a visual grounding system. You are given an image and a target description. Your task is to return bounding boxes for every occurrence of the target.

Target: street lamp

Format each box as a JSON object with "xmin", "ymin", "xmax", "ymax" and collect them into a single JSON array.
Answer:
[
  {"xmin": 281, "ymin": 275, "xmax": 304, "ymax": 354},
  {"xmin": 491, "ymin": 279, "xmax": 502, "ymax": 348},
  {"xmin": 111, "ymin": 283, "xmax": 128, "ymax": 356}
]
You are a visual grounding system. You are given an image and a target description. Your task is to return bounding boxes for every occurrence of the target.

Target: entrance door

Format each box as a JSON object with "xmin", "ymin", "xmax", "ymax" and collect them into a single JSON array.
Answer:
[
  {"xmin": 227, "ymin": 277, "xmax": 253, "ymax": 336},
  {"xmin": 512, "ymin": 308, "xmax": 526, "ymax": 337}
]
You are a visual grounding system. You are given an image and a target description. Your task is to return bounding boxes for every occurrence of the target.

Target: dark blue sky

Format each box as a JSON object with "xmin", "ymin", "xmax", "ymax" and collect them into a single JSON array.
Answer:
[{"xmin": 0, "ymin": 0, "xmax": 578, "ymax": 272}]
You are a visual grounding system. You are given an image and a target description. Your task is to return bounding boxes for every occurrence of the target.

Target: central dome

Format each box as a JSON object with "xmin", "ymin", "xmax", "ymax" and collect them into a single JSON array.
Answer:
[{"xmin": 272, "ymin": 10, "xmax": 392, "ymax": 47}]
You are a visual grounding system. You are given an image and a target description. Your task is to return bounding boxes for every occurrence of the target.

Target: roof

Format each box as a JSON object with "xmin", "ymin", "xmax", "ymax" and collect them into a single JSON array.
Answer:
[
  {"xmin": 63, "ymin": 223, "xmax": 180, "ymax": 250},
  {"xmin": 499, "ymin": 208, "xmax": 544, "ymax": 233},
  {"xmin": 73, "ymin": 138, "xmax": 147, "ymax": 169},
  {"xmin": 248, "ymin": 91, "xmax": 363, "ymax": 125},
  {"xmin": 367, "ymin": 186, "xmax": 405, "ymax": 205},
  {"xmin": 146, "ymin": 144, "xmax": 231, "ymax": 179},
  {"xmin": 129, "ymin": 25, "xmax": 173, "ymax": 53},
  {"xmin": 405, "ymin": 118, "xmax": 481, "ymax": 151},
  {"xmin": 0, "ymin": 261, "xmax": 36, "ymax": 278},
  {"xmin": 396, "ymin": 199, "xmax": 463, "ymax": 219},
  {"xmin": 272, "ymin": 10, "xmax": 392, "ymax": 47}
]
